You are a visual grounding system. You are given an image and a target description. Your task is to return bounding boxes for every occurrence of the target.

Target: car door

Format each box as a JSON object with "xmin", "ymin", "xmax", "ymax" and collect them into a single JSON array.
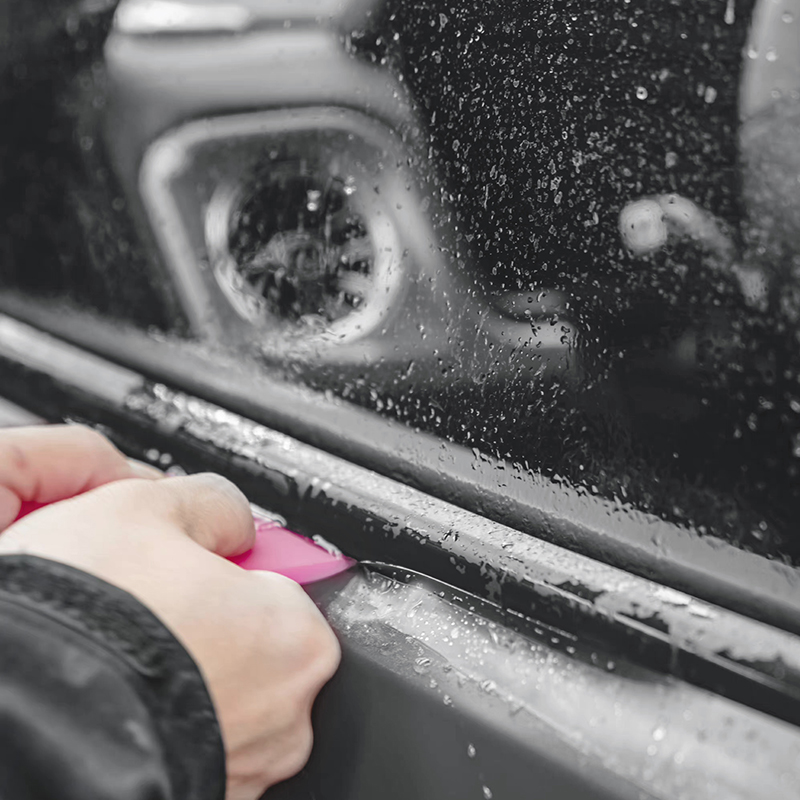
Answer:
[{"xmin": 2, "ymin": 1, "xmax": 800, "ymax": 798}]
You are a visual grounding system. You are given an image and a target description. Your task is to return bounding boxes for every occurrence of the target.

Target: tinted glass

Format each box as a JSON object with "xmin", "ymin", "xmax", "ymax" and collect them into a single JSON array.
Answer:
[
  {"xmin": 362, "ymin": 0, "xmax": 800, "ymax": 562},
  {"xmin": 2, "ymin": 0, "xmax": 800, "ymax": 565}
]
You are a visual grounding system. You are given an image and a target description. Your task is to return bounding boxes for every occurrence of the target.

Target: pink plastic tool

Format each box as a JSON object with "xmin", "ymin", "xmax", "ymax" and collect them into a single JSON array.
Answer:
[
  {"xmin": 13, "ymin": 501, "xmax": 354, "ymax": 586},
  {"xmin": 229, "ymin": 515, "xmax": 355, "ymax": 585},
  {"xmin": 14, "ymin": 500, "xmax": 45, "ymax": 520}
]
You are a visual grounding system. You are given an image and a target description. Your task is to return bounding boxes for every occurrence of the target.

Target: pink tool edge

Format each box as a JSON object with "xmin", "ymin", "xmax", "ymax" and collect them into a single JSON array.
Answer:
[{"xmin": 228, "ymin": 518, "xmax": 355, "ymax": 585}]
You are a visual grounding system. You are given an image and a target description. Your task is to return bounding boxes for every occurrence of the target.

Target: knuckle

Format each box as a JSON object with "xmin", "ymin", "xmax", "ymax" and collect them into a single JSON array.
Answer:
[
  {"xmin": 146, "ymin": 472, "xmax": 251, "ymax": 545},
  {"xmin": 246, "ymin": 573, "xmax": 340, "ymax": 678},
  {"xmin": 312, "ymin": 633, "xmax": 341, "ymax": 686},
  {"xmin": 321, "ymin": 625, "xmax": 342, "ymax": 673},
  {"xmin": 1, "ymin": 442, "xmax": 28, "ymax": 475},
  {"xmin": 190, "ymin": 473, "xmax": 251, "ymax": 521},
  {"xmin": 251, "ymin": 570, "xmax": 307, "ymax": 602},
  {"xmin": 295, "ymin": 616, "xmax": 341, "ymax": 682},
  {"xmin": 296, "ymin": 723, "xmax": 314, "ymax": 767},
  {"xmin": 282, "ymin": 722, "xmax": 314, "ymax": 779}
]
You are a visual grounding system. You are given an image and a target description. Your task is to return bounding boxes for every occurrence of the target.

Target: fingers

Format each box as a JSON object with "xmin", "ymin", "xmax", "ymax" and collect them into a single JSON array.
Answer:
[
  {"xmin": 0, "ymin": 426, "xmax": 251, "ymax": 556},
  {"xmin": 223, "ymin": 572, "xmax": 341, "ymax": 795},
  {"xmin": 0, "ymin": 425, "xmax": 153, "ymax": 529},
  {"xmin": 0, "ymin": 443, "xmax": 340, "ymax": 800},
  {"xmin": 157, "ymin": 473, "xmax": 256, "ymax": 557},
  {"xmin": 2, "ymin": 468, "xmax": 255, "ymax": 561},
  {"xmin": 68, "ymin": 472, "xmax": 255, "ymax": 558},
  {"xmin": 127, "ymin": 459, "xmax": 165, "ymax": 480},
  {"xmin": 248, "ymin": 571, "xmax": 341, "ymax": 686}
]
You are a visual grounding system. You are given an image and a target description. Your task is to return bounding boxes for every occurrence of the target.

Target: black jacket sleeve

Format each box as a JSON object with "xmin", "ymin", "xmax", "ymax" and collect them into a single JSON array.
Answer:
[{"xmin": 0, "ymin": 554, "xmax": 226, "ymax": 800}]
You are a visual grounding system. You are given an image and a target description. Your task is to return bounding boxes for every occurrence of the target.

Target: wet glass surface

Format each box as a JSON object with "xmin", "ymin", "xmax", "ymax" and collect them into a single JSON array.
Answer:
[
  {"xmin": 2, "ymin": 0, "xmax": 800, "ymax": 565},
  {"xmin": 353, "ymin": 0, "xmax": 800, "ymax": 562}
]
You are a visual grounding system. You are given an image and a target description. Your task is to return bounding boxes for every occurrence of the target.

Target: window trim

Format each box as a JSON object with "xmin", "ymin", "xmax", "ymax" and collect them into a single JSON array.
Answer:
[{"xmin": 1, "ymin": 308, "xmax": 800, "ymax": 727}]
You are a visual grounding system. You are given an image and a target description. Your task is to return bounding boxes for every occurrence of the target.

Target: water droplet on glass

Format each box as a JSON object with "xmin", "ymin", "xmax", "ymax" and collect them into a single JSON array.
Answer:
[
  {"xmin": 467, "ymin": 743, "xmax": 476, "ymax": 758},
  {"xmin": 306, "ymin": 189, "xmax": 322, "ymax": 212},
  {"xmin": 635, "ymin": 86, "xmax": 648, "ymax": 100},
  {"xmin": 483, "ymin": 786, "xmax": 493, "ymax": 799},
  {"xmin": 766, "ymin": 47, "xmax": 778, "ymax": 63},
  {"xmin": 652, "ymin": 725, "xmax": 666, "ymax": 742},
  {"xmin": 414, "ymin": 656, "xmax": 432, "ymax": 675},
  {"xmin": 724, "ymin": 0, "xmax": 735, "ymax": 25},
  {"xmin": 704, "ymin": 85, "xmax": 717, "ymax": 104},
  {"xmin": 443, "ymin": 694, "xmax": 453, "ymax": 706},
  {"xmin": 782, "ymin": 11, "xmax": 794, "ymax": 24},
  {"xmin": 747, "ymin": 46, "xmax": 759, "ymax": 59}
]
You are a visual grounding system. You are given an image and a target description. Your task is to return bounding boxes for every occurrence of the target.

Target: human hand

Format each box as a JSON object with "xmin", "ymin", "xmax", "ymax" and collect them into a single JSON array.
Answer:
[
  {"xmin": 0, "ymin": 424, "xmax": 163, "ymax": 529},
  {"xmin": 0, "ymin": 426, "xmax": 341, "ymax": 800}
]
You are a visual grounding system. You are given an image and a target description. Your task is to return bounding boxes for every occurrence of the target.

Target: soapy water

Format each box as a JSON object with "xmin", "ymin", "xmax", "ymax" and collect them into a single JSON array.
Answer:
[{"xmin": 325, "ymin": 571, "xmax": 800, "ymax": 800}]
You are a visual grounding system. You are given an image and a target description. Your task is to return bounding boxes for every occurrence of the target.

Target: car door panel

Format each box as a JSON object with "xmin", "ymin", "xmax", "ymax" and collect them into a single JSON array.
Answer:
[{"xmin": 1, "ymin": 316, "xmax": 800, "ymax": 799}]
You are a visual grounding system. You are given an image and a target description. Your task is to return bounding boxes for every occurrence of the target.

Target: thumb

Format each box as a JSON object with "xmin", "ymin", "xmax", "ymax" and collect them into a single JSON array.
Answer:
[
  {"xmin": 151, "ymin": 473, "xmax": 256, "ymax": 558},
  {"xmin": 46, "ymin": 472, "xmax": 257, "ymax": 558}
]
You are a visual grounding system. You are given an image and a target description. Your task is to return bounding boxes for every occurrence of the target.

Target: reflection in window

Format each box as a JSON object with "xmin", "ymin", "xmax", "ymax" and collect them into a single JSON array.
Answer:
[
  {"xmin": 3, "ymin": 0, "xmax": 800, "ymax": 566},
  {"xmin": 358, "ymin": 0, "xmax": 800, "ymax": 561}
]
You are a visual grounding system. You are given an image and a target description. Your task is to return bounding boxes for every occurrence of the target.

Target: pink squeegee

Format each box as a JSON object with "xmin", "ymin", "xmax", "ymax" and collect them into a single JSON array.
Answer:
[
  {"xmin": 14, "ymin": 501, "xmax": 354, "ymax": 586},
  {"xmin": 229, "ymin": 516, "xmax": 355, "ymax": 584}
]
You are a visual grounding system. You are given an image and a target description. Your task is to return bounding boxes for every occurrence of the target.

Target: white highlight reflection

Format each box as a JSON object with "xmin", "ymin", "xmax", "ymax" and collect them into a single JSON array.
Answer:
[{"xmin": 114, "ymin": 0, "xmax": 254, "ymax": 35}]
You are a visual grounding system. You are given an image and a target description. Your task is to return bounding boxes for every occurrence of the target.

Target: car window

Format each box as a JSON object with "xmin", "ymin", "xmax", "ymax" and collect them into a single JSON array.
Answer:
[
  {"xmin": 2, "ymin": 0, "xmax": 800, "ymax": 573},
  {"xmin": 369, "ymin": 0, "xmax": 800, "ymax": 561}
]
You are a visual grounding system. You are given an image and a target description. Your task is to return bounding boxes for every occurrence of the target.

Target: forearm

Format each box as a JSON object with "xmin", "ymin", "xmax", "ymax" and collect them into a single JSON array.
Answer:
[{"xmin": 0, "ymin": 554, "xmax": 225, "ymax": 800}]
